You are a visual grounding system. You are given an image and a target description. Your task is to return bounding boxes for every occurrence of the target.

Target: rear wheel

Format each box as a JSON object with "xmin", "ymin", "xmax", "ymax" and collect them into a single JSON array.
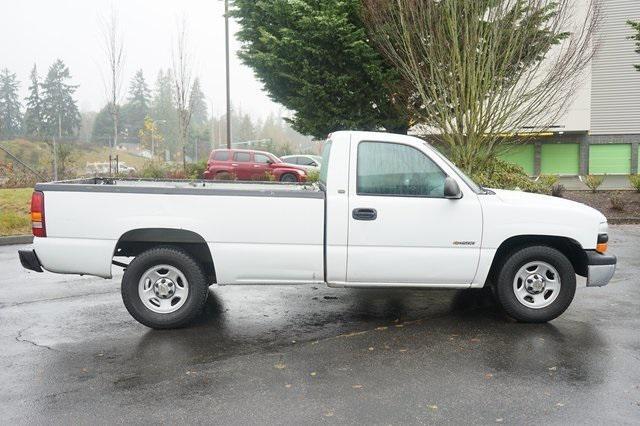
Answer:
[
  {"xmin": 495, "ymin": 246, "xmax": 576, "ymax": 323},
  {"xmin": 280, "ymin": 173, "xmax": 298, "ymax": 183},
  {"xmin": 121, "ymin": 247, "xmax": 209, "ymax": 329}
]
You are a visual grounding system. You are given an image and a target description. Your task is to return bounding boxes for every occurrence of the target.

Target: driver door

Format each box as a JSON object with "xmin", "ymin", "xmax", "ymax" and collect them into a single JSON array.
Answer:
[{"xmin": 346, "ymin": 139, "xmax": 482, "ymax": 285}]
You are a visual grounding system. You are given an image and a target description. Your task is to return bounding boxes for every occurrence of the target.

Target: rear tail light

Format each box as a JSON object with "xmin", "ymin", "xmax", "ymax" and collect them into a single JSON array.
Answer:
[{"xmin": 31, "ymin": 191, "xmax": 46, "ymax": 238}]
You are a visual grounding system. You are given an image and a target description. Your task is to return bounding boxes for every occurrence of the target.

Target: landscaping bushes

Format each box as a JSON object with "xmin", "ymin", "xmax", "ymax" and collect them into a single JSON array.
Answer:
[
  {"xmin": 583, "ymin": 174, "xmax": 604, "ymax": 193},
  {"xmin": 630, "ymin": 175, "xmax": 640, "ymax": 192},
  {"xmin": 470, "ymin": 159, "xmax": 547, "ymax": 193},
  {"xmin": 610, "ymin": 192, "xmax": 626, "ymax": 211}
]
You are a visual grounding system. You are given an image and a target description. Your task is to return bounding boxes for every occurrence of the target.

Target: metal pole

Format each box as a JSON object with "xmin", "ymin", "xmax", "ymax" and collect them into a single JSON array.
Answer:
[{"xmin": 224, "ymin": 0, "xmax": 232, "ymax": 149}]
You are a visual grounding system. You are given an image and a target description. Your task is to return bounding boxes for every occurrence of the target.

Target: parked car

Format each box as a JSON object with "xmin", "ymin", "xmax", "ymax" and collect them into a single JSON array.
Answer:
[
  {"xmin": 280, "ymin": 154, "xmax": 322, "ymax": 171},
  {"xmin": 203, "ymin": 149, "xmax": 307, "ymax": 182},
  {"xmin": 19, "ymin": 131, "xmax": 616, "ymax": 329}
]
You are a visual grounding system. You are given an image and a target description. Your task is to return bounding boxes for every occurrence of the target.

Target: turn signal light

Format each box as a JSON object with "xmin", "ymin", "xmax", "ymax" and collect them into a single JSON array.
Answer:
[
  {"xmin": 31, "ymin": 191, "xmax": 46, "ymax": 238},
  {"xmin": 596, "ymin": 233, "xmax": 608, "ymax": 254}
]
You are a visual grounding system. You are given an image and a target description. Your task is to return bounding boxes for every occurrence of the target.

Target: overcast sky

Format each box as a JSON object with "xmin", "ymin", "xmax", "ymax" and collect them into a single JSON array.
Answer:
[{"xmin": 1, "ymin": 0, "xmax": 282, "ymax": 119}]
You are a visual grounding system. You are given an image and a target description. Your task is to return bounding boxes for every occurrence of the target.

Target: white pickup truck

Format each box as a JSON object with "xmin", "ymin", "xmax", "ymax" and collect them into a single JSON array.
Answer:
[{"xmin": 19, "ymin": 131, "xmax": 616, "ymax": 329}]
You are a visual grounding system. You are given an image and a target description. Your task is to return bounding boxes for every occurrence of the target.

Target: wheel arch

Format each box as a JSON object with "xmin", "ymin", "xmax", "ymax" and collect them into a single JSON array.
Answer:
[
  {"xmin": 486, "ymin": 235, "xmax": 588, "ymax": 286},
  {"xmin": 114, "ymin": 228, "xmax": 216, "ymax": 285}
]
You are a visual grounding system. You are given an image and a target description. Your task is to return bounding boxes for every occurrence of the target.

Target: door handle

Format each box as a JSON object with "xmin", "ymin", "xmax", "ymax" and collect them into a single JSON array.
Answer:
[
  {"xmin": 352, "ymin": 208, "xmax": 377, "ymax": 221},
  {"xmin": 231, "ymin": 163, "xmax": 238, "ymax": 166}
]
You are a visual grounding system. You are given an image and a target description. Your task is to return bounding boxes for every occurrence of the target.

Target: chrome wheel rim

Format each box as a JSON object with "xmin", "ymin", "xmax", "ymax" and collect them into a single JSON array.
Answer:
[
  {"xmin": 138, "ymin": 264, "xmax": 189, "ymax": 314},
  {"xmin": 513, "ymin": 261, "xmax": 561, "ymax": 309}
]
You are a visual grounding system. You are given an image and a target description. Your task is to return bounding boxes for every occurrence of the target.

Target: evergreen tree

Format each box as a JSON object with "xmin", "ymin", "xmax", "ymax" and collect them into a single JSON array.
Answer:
[
  {"xmin": 23, "ymin": 64, "xmax": 43, "ymax": 138},
  {"xmin": 151, "ymin": 69, "xmax": 178, "ymax": 152},
  {"xmin": 189, "ymin": 78, "xmax": 208, "ymax": 127},
  {"xmin": 233, "ymin": 0, "xmax": 414, "ymax": 138},
  {"xmin": 0, "ymin": 68, "xmax": 22, "ymax": 139},
  {"xmin": 121, "ymin": 69, "xmax": 151, "ymax": 137},
  {"xmin": 91, "ymin": 104, "xmax": 118, "ymax": 146},
  {"xmin": 41, "ymin": 59, "xmax": 81, "ymax": 139}
]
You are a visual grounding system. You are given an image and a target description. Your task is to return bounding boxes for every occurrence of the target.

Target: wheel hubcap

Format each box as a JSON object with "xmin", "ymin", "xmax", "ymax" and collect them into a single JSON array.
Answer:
[
  {"xmin": 513, "ymin": 261, "xmax": 561, "ymax": 309},
  {"xmin": 138, "ymin": 265, "xmax": 189, "ymax": 314}
]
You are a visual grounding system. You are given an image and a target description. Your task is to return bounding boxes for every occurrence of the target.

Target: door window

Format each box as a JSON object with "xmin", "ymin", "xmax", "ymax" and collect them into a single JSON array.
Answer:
[
  {"xmin": 213, "ymin": 151, "xmax": 229, "ymax": 161},
  {"xmin": 254, "ymin": 154, "xmax": 271, "ymax": 164},
  {"xmin": 234, "ymin": 152, "xmax": 251, "ymax": 162},
  {"xmin": 357, "ymin": 142, "xmax": 446, "ymax": 197}
]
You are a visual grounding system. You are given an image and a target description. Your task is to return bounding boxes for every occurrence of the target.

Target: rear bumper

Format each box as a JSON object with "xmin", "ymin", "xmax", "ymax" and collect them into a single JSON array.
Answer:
[
  {"xmin": 585, "ymin": 250, "xmax": 616, "ymax": 287},
  {"xmin": 18, "ymin": 249, "xmax": 43, "ymax": 273}
]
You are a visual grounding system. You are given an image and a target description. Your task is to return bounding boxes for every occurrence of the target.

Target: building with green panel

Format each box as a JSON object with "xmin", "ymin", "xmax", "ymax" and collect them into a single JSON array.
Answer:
[{"xmin": 496, "ymin": 0, "xmax": 640, "ymax": 176}]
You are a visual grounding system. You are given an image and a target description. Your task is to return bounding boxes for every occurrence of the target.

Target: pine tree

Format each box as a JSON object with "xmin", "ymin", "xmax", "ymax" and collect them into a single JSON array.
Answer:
[
  {"xmin": 0, "ymin": 68, "xmax": 22, "ymax": 139},
  {"xmin": 41, "ymin": 59, "xmax": 81, "ymax": 139},
  {"xmin": 23, "ymin": 64, "xmax": 43, "ymax": 139},
  {"xmin": 121, "ymin": 69, "xmax": 150, "ymax": 137},
  {"xmin": 151, "ymin": 69, "xmax": 178, "ymax": 153},
  {"xmin": 189, "ymin": 78, "xmax": 208, "ymax": 127}
]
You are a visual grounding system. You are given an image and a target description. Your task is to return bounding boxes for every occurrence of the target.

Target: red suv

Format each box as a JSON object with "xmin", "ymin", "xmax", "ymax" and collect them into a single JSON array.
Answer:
[{"xmin": 203, "ymin": 149, "xmax": 308, "ymax": 182}]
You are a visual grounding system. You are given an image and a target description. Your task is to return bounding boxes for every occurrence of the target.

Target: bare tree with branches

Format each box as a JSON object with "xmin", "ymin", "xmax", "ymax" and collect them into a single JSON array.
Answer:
[
  {"xmin": 362, "ymin": 0, "xmax": 599, "ymax": 174},
  {"xmin": 171, "ymin": 18, "xmax": 195, "ymax": 172},
  {"xmin": 99, "ymin": 6, "xmax": 125, "ymax": 153}
]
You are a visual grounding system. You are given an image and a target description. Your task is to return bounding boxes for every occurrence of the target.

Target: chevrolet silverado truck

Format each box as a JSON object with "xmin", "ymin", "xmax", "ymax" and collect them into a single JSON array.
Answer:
[{"xmin": 18, "ymin": 131, "xmax": 616, "ymax": 329}]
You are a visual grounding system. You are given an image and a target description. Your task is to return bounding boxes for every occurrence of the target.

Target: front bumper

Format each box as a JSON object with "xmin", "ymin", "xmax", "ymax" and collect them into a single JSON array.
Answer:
[
  {"xmin": 18, "ymin": 249, "xmax": 43, "ymax": 273},
  {"xmin": 585, "ymin": 250, "xmax": 616, "ymax": 287}
]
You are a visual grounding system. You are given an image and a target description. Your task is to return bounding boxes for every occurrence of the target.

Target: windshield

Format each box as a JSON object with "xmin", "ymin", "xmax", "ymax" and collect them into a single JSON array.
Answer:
[{"xmin": 425, "ymin": 144, "xmax": 485, "ymax": 194}]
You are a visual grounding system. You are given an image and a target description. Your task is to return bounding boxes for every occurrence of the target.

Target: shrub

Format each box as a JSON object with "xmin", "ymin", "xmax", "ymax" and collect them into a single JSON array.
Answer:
[
  {"xmin": 551, "ymin": 183, "xmax": 565, "ymax": 198},
  {"xmin": 140, "ymin": 161, "xmax": 169, "ymax": 179},
  {"xmin": 629, "ymin": 174, "xmax": 640, "ymax": 192},
  {"xmin": 0, "ymin": 162, "xmax": 39, "ymax": 188},
  {"xmin": 262, "ymin": 171, "xmax": 276, "ymax": 181},
  {"xmin": 306, "ymin": 169, "xmax": 320, "ymax": 183},
  {"xmin": 185, "ymin": 160, "xmax": 208, "ymax": 180},
  {"xmin": 538, "ymin": 174, "xmax": 559, "ymax": 189},
  {"xmin": 470, "ymin": 159, "xmax": 547, "ymax": 193},
  {"xmin": 610, "ymin": 192, "xmax": 626, "ymax": 212},
  {"xmin": 582, "ymin": 174, "xmax": 604, "ymax": 193}
]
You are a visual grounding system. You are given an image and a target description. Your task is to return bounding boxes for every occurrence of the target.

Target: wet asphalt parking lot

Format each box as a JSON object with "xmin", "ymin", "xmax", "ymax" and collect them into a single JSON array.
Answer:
[{"xmin": 1, "ymin": 226, "xmax": 639, "ymax": 425}]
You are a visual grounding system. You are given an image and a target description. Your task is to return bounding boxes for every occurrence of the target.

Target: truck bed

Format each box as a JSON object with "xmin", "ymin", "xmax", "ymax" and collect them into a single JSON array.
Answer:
[{"xmin": 33, "ymin": 177, "xmax": 325, "ymax": 283}]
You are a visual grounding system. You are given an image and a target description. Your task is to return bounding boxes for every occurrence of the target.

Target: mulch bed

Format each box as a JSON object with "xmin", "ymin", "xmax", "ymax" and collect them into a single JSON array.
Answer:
[{"xmin": 563, "ymin": 190, "xmax": 640, "ymax": 223}]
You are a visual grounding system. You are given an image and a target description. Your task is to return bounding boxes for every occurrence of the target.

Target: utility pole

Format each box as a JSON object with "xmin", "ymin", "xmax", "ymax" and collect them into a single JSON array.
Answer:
[{"xmin": 224, "ymin": 0, "xmax": 232, "ymax": 149}]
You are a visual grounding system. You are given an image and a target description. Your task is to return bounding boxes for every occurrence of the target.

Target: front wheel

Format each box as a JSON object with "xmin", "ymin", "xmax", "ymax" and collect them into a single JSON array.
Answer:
[
  {"xmin": 495, "ymin": 246, "xmax": 576, "ymax": 323},
  {"xmin": 121, "ymin": 247, "xmax": 209, "ymax": 329},
  {"xmin": 280, "ymin": 173, "xmax": 298, "ymax": 183}
]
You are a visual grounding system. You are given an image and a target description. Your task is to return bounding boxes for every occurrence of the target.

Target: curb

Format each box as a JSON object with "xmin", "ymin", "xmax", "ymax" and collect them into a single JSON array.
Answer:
[{"xmin": 0, "ymin": 235, "xmax": 33, "ymax": 246}]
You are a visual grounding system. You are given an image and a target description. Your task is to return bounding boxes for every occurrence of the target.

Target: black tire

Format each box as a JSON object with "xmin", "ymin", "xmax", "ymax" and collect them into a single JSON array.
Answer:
[
  {"xmin": 280, "ymin": 173, "xmax": 298, "ymax": 183},
  {"xmin": 495, "ymin": 245, "xmax": 576, "ymax": 323},
  {"xmin": 121, "ymin": 247, "xmax": 209, "ymax": 329}
]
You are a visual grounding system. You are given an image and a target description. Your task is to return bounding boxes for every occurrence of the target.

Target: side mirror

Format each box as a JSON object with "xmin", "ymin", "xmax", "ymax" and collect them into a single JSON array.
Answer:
[{"xmin": 444, "ymin": 177, "xmax": 462, "ymax": 199}]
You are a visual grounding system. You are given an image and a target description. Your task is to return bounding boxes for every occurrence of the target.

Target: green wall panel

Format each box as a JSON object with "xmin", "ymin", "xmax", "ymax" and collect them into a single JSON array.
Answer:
[
  {"xmin": 589, "ymin": 144, "xmax": 631, "ymax": 175},
  {"xmin": 499, "ymin": 145, "xmax": 535, "ymax": 176},
  {"xmin": 541, "ymin": 144, "xmax": 579, "ymax": 175}
]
